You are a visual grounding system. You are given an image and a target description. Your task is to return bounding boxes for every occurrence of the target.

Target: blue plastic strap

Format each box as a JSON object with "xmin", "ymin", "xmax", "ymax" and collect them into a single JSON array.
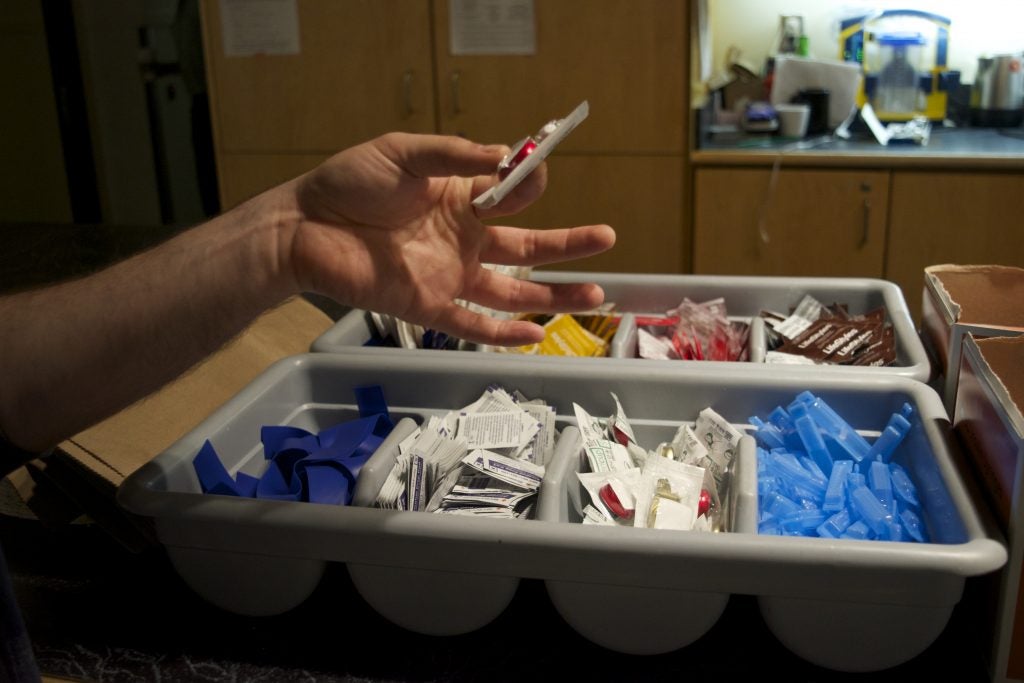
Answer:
[
  {"xmin": 194, "ymin": 440, "xmax": 260, "ymax": 497},
  {"xmin": 257, "ymin": 414, "xmax": 390, "ymax": 504},
  {"xmin": 193, "ymin": 386, "xmax": 394, "ymax": 505},
  {"xmin": 355, "ymin": 384, "xmax": 392, "ymax": 425}
]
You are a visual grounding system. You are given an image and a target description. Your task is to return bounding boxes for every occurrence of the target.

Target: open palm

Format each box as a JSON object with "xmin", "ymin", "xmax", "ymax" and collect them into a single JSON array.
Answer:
[{"xmin": 287, "ymin": 132, "xmax": 615, "ymax": 345}]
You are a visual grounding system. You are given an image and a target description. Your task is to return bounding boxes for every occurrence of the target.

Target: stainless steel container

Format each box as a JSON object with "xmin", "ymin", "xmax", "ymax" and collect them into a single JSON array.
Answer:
[{"xmin": 971, "ymin": 53, "xmax": 1024, "ymax": 127}]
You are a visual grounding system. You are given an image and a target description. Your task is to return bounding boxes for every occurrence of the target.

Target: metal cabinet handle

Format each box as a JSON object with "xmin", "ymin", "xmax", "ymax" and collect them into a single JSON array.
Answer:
[
  {"xmin": 860, "ymin": 197, "xmax": 871, "ymax": 248},
  {"xmin": 858, "ymin": 181, "xmax": 872, "ymax": 249},
  {"xmin": 450, "ymin": 70, "xmax": 462, "ymax": 116},
  {"xmin": 402, "ymin": 69, "xmax": 414, "ymax": 117}
]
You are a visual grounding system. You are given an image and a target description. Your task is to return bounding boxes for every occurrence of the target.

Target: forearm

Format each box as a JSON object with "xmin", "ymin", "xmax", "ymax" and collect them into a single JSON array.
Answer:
[{"xmin": 0, "ymin": 183, "xmax": 300, "ymax": 452}]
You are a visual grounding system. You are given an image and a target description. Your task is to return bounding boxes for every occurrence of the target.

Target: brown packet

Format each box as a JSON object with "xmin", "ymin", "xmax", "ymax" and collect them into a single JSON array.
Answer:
[
  {"xmin": 848, "ymin": 326, "xmax": 897, "ymax": 366},
  {"xmin": 778, "ymin": 319, "xmax": 881, "ymax": 364},
  {"xmin": 775, "ymin": 319, "xmax": 843, "ymax": 360}
]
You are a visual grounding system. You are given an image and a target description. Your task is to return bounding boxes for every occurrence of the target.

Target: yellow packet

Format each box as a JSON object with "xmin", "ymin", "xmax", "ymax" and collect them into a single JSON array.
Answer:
[{"xmin": 537, "ymin": 314, "xmax": 608, "ymax": 357}]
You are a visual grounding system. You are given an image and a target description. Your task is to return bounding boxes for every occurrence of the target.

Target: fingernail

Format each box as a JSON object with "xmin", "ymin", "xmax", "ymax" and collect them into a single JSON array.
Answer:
[{"xmin": 481, "ymin": 144, "xmax": 510, "ymax": 156}]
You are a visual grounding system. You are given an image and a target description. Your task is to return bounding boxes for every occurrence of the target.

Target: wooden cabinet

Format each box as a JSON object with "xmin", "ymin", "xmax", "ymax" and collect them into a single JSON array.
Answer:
[
  {"xmin": 201, "ymin": 0, "xmax": 436, "ymax": 154},
  {"xmin": 217, "ymin": 152, "xmax": 331, "ymax": 209},
  {"xmin": 693, "ymin": 167, "xmax": 889, "ymax": 277},
  {"xmin": 516, "ymin": 155, "xmax": 685, "ymax": 274},
  {"xmin": 200, "ymin": 0, "xmax": 690, "ymax": 273},
  {"xmin": 432, "ymin": 0, "xmax": 687, "ymax": 154},
  {"xmin": 887, "ymin": 171, "xmax": 1024, "ymax": 319}
]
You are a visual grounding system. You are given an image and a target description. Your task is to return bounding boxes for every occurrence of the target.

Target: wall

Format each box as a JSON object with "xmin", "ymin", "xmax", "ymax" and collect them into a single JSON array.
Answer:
[
  {"xmin": 72, "ymin": 1, "xmax": 162, "ymax": 226},
  {"xmin": 0, "ymin": 0, "xmax": 72, "ymax": 224},
  {"xmin": 707, "ymin": 0, "xmax": 1024, "ymax": 84}
]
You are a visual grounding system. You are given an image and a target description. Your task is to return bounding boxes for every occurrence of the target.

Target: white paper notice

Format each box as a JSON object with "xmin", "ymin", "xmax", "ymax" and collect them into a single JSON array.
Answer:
[
  {"xmin": 220, "ymin": 0, "xmax": 300, "ymax": 57},
  {"xmin": 449, "ymin": 0, "xmax": 536, "ymax": 55}
]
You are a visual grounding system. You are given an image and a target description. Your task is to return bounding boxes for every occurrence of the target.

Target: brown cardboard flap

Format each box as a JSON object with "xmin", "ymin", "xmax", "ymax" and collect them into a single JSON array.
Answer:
[
  {"xmin": 57, "ymin": 296, "xmax": 333, "ymax": 487},
  {"xmin": 977, "ymin": 336, "xmax": 1024, "ymax": 422},
  {"xmin": 925, "ymin": 264, "xmax": 1024, "ymax": 327}
]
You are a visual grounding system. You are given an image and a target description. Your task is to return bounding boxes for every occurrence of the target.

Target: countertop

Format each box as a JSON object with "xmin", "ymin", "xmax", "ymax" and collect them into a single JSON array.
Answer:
[{"xmin": 693, "ymin": 125, "xmax": 1024, "ymax": 169}]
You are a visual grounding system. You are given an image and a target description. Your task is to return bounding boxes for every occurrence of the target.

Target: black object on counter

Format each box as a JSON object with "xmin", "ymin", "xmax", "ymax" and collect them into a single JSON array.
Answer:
[{"xmin": 792, "ymin": 88, "xmax": 831, "ymax": 135}]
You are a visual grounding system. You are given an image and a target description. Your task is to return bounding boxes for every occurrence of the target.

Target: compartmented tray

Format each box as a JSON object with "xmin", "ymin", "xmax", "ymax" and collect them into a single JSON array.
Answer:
[
  {"xmin": 310, "ymin": 271, "xmax": 930, "ymax": 380},
  {"xmin": 117, "ymin": 353, "xmax": 1001, "ymax": 672}
]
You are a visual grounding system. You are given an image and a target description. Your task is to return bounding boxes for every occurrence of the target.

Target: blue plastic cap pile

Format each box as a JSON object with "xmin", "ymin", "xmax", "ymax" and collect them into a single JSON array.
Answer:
[{"xmin": 750, "ymin": 391, "xmax": 927, "ymax": 542}]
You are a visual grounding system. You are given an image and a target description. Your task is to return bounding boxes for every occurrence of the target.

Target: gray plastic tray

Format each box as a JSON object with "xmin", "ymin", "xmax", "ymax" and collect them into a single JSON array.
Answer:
[
  {"xmin": 117, "ymin": 353, "xmax": 1002, "ymax": 672},
  {"xmin": 310, "ymin": 271, "xmax": 930, "ymax": 381}
]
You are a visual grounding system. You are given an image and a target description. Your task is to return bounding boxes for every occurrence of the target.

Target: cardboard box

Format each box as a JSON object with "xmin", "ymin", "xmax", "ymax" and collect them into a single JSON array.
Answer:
[
  {"xmin": 921, "ymin": 265, "xmax": 1024, "ymax": 413},
  {"xmin": 954, "ymin": 334, "xmax": 1024, "ymax": 682}
]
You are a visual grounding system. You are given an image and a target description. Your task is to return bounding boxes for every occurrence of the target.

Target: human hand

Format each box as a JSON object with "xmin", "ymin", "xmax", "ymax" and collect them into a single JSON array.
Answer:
[{"xmin": 282, "ymin": 132, "xmax": 616, "ymax": 346}]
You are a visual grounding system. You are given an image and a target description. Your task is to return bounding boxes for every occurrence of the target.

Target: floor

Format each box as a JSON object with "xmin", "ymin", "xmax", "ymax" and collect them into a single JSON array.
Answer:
[{"xmin": 0, "ymin": 222, "xmax": 1001, "ymax": 682}]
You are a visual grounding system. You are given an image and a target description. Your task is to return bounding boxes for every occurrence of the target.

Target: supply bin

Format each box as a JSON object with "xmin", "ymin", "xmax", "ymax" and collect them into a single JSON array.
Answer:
[
  {"xmin": 311, "ymin": 271, "xmax": 930, "ymax": 381},
  {"xmin": 117, "ymin": 353, "xmax": 1002, "ymax": 673}
]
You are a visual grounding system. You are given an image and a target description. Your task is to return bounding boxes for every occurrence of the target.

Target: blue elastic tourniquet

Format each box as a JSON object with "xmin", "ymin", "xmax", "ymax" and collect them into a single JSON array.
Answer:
[{"xmin": 193, "ymin": 385, "xmax": 394, "ymax": 505}]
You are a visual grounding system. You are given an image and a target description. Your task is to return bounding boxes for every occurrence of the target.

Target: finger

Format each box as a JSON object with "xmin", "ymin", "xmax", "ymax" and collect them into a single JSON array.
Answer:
[
  {"xmin": 471, "ymin": 161, "xmax": 549, "ymax": 218},
  {"xmin": 463, "ymin": 269, "xmax": 606, "ymax": 314},
  {"xmin": 480, "ymin": 224, "xmax": 616, "ymax": 266},
  {"xmin": 430, "ymin": 302, "xmax": 547, "ymax": 347},
  {"xmin": 376, "ymin": 132, "xmax": 507, "ymax": 179}
]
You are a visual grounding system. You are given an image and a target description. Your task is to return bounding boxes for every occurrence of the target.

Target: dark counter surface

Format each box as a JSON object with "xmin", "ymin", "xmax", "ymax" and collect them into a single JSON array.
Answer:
[{"xmin": 694, "ymin": 125, "xmax": 1024, "ymax": 169}]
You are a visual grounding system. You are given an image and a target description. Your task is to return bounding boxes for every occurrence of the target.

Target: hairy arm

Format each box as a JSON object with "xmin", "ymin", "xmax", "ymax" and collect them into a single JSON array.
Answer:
[
  {"xmin": 0, "ymin": 133, "xmax": 615, "ymax": 454},
  {"xmin": 0, "ymin": 190, "xmax": 296, "ymax": 452}
]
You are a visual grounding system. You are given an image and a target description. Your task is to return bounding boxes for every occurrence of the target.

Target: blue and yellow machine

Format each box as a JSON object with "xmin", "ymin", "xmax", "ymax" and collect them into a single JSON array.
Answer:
[{"xmin": 840, "ymin": 9, "xmax": 959, "ymax": 121}]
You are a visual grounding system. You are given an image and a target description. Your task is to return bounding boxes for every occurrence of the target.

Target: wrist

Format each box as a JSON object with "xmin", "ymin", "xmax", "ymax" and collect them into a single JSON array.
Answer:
[{"xmin": 221, "ymin": 177, "xmax": 306, "ymax": 307}]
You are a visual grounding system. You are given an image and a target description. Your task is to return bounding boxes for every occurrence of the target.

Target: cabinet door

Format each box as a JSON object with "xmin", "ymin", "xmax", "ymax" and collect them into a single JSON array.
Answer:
[
  {"xmin": 217, "ymin": 153, "xmax": 329, "ymax": 209},
  {"xmin": 202, "ymin": 0, "xmax": 435, "ymax": 153},
  {"xmin": 693, "ymin": 168, "xmax": 889, "ymax": 277},
  {"xmin": 433, "ymin": 0, "xmax": 686, "ymax": 153},
  {"xmin": 887, "ymin": 171, "xmax": 1024, "ymax": 320},
  {"xmin": 510, "ymin": 155, "xmax": 685, "ymax": 274}
]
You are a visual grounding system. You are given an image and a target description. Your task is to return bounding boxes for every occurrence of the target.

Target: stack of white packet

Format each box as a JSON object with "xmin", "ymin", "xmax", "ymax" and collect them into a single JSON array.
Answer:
[
  {"xmin": 574, "ymin": 394, "xmax": 743, "ymax": 532},
  {"xmin": 374, "ymin": 385, "xmax": 555, "ymax": 519}
]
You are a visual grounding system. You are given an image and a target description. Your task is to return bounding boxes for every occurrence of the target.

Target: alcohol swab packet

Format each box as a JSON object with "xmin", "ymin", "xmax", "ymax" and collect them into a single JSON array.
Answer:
[
  {"xmin": 462, "ymin": 449, "xmax": 545, "ymax": 492},
  {"xmin": 693, "ymin": 407, "xmax": 743, "ymax": 491},
  {"xmin": 457, "ymin": 410, "xmax": 541, "ymax": 453},
  {"xmin": 669, "ymin": 423, "xmax": 710, "ymax": 464}
]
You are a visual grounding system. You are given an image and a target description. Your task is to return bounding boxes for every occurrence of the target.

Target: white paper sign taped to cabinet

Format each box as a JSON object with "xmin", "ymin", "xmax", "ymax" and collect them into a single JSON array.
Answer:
[
  {"xmin": 220, "ymin": 0, "xmax": 300, "ymax": 57},
  {"xmin": 450, "ymin": 0, "xmax": 536, "ymax": 55}
]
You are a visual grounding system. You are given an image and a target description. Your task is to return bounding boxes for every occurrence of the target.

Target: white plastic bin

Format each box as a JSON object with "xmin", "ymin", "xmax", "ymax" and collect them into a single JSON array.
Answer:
[
  {"xmin": 117, "ymin": 353, "xmax": 1001, "ymax": 671},
  {"xmin": 310, "ymin": 271, "xmax": 930, "ymax": 381}
]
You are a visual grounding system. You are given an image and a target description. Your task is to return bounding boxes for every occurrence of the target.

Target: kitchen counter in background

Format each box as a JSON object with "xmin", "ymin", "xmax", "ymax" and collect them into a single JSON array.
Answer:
[{"xmin": 694, "ymin": 126, "xmax": 1024, "ymax": 169}]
